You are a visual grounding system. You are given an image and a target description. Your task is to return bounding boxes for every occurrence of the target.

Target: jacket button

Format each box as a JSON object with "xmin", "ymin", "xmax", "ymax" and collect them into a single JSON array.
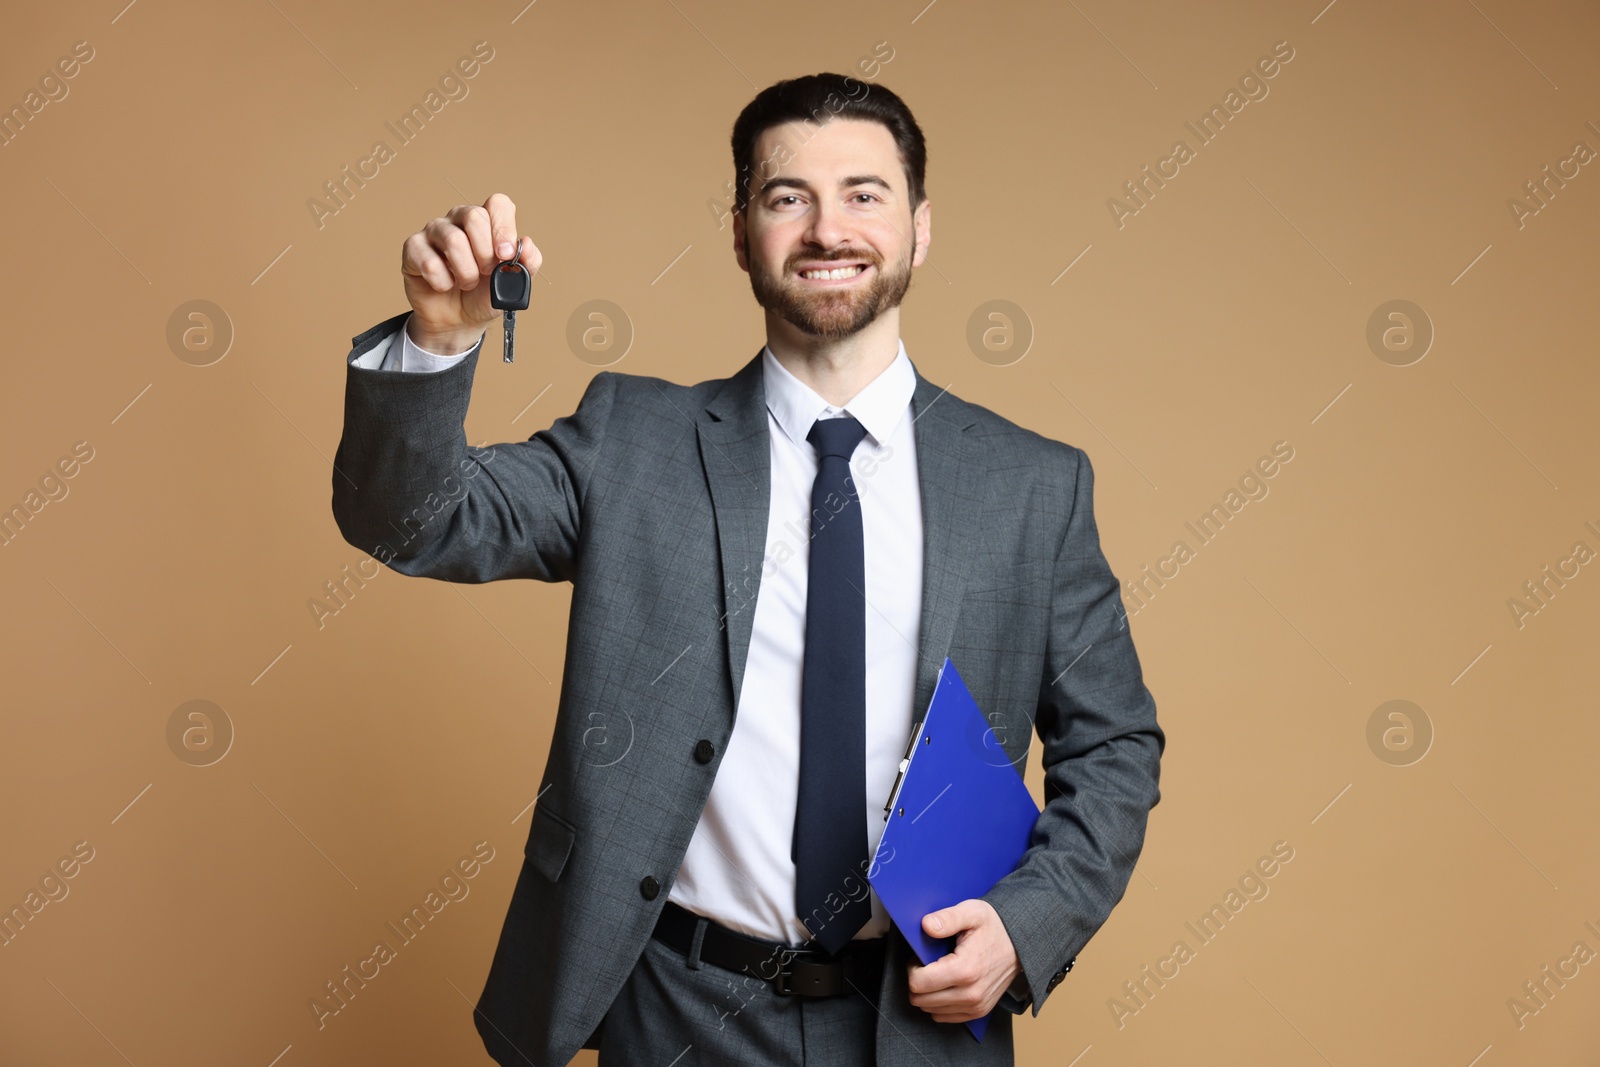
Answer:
[
  {"xmin": 693, "ymin": 739, "xmax": 716, "ymax": 764},
  {"xmin": 640, "ymin": 876, "xmax": 660, "ymax": 900}
]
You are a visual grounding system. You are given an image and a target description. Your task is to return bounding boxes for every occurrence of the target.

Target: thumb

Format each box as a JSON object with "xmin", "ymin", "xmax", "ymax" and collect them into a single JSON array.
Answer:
[{"xmin": 923, "ymin": 900, "xmax": 979, "ymax": 937}]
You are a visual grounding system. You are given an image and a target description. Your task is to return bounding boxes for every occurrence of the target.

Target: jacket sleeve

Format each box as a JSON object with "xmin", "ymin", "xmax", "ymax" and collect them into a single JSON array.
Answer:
[
  {"xmin": 981, "ymin": 444, "xmax": 1164, "ymax": 1017},
  {"xmin": 331, "ymin": 311, "xmax": 618, "ymax": 584}
]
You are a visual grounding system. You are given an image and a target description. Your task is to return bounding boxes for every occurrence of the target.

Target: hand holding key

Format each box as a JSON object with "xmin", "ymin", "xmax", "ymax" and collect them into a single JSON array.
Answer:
[{"xmin": 401, "ymin": 193, "xmax": 541, "ymax": 357}]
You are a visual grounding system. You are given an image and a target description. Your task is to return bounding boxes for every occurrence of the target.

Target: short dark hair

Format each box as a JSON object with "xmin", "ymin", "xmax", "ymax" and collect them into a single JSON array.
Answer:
[{"xmin": 729, "ymin": 73, "xmax": 927, "ymax": 216}]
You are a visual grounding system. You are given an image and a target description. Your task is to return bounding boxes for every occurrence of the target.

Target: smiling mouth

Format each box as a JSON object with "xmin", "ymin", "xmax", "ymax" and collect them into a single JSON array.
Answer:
[{"xmin": 796, "ymin": 263, "xmax": 871, "ymax": 283}]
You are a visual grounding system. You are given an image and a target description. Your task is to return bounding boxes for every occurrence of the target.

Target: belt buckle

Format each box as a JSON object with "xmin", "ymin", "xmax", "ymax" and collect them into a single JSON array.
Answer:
[{"xmin": 773, "ymin": 954, "xmax": 843, "ymax": 997}]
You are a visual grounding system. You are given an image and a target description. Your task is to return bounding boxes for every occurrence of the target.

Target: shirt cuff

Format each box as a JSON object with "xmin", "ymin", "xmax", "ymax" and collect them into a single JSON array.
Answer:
[
  {"xmin": 998, "ymin": 970, "xmax": 1031, "ymax": 1014},
  {"xmin": 348, "ymin": 316, "xmax": 478, "ymax": 372},
  {"xmin": 399, "ymin": 321, "xmax": 478, "ymax": 371}
]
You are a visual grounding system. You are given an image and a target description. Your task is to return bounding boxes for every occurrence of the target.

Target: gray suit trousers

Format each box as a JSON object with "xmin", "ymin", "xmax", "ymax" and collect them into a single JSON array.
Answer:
[{"xmin": 596, "ymin": 926, "xmax": 1011, "ymax": 1066}]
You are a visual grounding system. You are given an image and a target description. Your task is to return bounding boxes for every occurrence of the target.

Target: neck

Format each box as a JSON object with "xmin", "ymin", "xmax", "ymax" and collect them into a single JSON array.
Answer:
[{"xmin": 764, "ymin": 309, "xmax": 901, "ymax": 408}]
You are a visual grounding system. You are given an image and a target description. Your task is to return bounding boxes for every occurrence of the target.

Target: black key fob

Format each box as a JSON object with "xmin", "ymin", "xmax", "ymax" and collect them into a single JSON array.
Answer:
[{"xmin": 490, "ymin": 259, "xmax": 531, "ymax": 311}]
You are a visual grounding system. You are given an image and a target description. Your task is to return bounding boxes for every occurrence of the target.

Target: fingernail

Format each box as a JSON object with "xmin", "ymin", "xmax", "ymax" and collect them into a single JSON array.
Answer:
[
  {"xmin": 930, "ymin": 916, "xmax": 943, "ymax": 933},
  {"xmin": 497, "ymin": 241, "xmax": 513, "ymax": 259}
]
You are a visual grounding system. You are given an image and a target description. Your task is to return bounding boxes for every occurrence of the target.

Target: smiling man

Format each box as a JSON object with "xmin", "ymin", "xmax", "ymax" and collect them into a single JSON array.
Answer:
[{"xmin": 332, "ymin": 73, "xmax": 1163, "ymax": 1067}]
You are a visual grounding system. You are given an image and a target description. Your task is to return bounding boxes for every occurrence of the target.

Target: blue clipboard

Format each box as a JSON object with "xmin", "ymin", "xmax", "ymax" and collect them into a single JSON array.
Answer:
[{"xmin": 867, "ymin": 657, "xmax": 1040, "ymax": 1042}]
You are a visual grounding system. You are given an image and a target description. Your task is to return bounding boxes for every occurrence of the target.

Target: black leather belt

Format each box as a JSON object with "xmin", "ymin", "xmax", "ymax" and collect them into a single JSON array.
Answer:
[{"xmin": 651, "ymin": 900, "xmax": 886, "ymax": 998}]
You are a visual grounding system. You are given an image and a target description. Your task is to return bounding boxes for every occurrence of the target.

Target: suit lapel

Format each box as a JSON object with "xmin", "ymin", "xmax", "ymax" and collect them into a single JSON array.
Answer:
[
  {"xmin": 697, "ymin": 352, "xmax": 772, "ymax": 712},
  {"xmin": 907, "ymin": 372, "xmax": 984, "ymax": 718},
  {"xmin": 696, "ymin": 355, "xmax": 983, "ymax": 727}
]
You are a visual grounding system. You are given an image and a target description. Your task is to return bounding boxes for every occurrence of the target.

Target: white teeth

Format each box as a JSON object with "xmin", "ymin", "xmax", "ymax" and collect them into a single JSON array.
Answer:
[{"xmin": 800, "ymin": 265, "xmax": 866, "ymax": 280}]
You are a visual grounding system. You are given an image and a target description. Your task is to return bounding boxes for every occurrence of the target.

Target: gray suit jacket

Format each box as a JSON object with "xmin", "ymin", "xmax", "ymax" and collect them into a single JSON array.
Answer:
[{"xmin": 331, "ymin": 311, "xmax": 1164, "ymax": 1066}]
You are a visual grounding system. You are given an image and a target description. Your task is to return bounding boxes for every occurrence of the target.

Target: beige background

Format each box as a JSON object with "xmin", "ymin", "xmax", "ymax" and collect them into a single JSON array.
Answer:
[{"xmin": 2, "ymin": 0, "xmax": 1597, "ymax": 1064}]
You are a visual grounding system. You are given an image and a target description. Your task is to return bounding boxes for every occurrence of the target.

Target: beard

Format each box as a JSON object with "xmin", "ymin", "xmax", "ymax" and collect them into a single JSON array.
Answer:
[{"xmin": 745, "ymin": 233, "xmax": 915, "ymax": 340}]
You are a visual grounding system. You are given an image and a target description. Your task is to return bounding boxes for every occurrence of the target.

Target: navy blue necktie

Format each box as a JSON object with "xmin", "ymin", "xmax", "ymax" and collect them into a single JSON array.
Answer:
[{"xmin": 793, "ymin": 414, "xmax": 873, "ymax": 954}]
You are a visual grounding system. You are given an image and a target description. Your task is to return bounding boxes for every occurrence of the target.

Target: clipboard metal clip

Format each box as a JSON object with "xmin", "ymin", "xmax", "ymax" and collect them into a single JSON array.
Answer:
[
  {"xmin": 883, "ymin": 661, "xmax": 950, "ymax": 818},
  {"xmin": 882, "ymin": 718, "xmax": 927, "ymax": 818}
]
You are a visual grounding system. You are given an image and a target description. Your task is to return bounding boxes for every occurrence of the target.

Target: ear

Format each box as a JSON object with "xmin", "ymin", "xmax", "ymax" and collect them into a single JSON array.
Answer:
[
  {"xmin": 732, "ymin": 209, "xmax": 750, "ymax": 274},
  {"xmin": 911, "ymin": 197, "xmax": 932, "ymax": 268}
]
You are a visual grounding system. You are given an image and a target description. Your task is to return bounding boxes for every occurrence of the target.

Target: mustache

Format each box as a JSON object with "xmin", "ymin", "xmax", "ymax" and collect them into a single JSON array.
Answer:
[{"xmin": 788, "ymin": 252, "xmax": 879, "ymax": 269}]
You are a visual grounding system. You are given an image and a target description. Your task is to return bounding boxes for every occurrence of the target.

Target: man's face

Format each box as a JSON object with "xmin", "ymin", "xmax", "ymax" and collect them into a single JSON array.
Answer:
[{"xmin": 734, "ymin": 117, "xmax": 931, "ymax": 340}]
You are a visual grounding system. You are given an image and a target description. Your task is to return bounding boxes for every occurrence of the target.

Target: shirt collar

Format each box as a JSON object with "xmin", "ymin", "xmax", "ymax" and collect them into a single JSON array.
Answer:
[{"xmin": 761, "ymin": 339, "xmax": 916, "ymax": 450}]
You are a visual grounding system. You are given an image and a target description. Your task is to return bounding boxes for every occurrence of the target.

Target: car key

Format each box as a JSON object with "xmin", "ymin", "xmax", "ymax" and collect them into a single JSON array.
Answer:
[{"xmin": 489, "ymin": 253, "xmax": 532, "ymax": 362}]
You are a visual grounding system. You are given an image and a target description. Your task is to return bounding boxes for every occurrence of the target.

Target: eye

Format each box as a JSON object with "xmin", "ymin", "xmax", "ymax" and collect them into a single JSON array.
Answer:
[
  {"xmin": 852, "ymin": 193, "xmax": 878, "ymax": 203},
  {"xmin": 772, "ymin": 195, "xmax": 801, "ymax": 207}
]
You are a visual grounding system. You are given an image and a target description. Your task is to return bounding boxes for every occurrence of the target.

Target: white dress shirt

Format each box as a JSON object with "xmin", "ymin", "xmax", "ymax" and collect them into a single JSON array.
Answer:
[{"xmin": 363, "ymin": 322, "xmax": 925, "ymax": 945}]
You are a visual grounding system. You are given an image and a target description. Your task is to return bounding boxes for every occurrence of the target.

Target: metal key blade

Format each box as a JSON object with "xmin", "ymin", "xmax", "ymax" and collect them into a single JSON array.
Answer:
[{"xmin": 502, "ymin": 309, "xmax": 516, "ymax": 363}]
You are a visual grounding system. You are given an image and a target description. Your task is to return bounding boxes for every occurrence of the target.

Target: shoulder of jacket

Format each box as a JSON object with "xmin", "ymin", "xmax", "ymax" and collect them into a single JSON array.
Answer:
[
  {"xmin": 943, "ymin": 391, "xmax": 1084, "ymax": 470},
  {"xmin": 584, "ymin": 368, "xmax": 727, "ymax": 405}
]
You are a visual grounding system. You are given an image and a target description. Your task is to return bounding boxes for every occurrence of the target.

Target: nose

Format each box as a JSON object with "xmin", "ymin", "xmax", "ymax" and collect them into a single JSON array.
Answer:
[{"xmin": 803, "ymin": 195, "xmax": 850, "ymax": 250}]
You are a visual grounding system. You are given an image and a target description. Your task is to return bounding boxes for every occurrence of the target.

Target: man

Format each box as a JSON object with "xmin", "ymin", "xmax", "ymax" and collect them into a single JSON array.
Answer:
[{"xmin": 332, "ymin": 73, "xmax": 1163, "ymax": 1067}]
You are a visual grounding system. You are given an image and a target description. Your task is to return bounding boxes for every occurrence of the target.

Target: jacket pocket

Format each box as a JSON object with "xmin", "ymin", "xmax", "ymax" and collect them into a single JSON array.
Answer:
[{"xmin": 526, "ymin": 802, "xmax": 577, "ymax": 883}]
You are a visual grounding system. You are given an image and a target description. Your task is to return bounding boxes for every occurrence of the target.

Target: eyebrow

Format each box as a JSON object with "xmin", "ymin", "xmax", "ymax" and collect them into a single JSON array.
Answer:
[{"xmin": 757, "ymin": 174, "xmax": 894, "ymax": 197}]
